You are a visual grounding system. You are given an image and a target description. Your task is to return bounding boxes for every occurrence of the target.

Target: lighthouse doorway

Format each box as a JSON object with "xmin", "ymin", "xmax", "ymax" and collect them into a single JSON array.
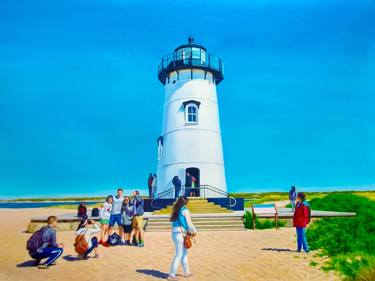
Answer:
[{"xmin": 186, "ymin": 167, "xmax": 200, "ymax": 197}]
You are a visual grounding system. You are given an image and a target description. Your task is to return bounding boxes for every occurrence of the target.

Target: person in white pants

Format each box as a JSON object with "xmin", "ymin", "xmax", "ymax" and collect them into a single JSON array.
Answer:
[{"xmin": 168, "ymin": 196, "xmax": 197, "ymax": 281}]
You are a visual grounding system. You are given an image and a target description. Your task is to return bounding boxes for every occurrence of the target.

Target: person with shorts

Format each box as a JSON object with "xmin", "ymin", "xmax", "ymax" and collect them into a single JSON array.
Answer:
[
  {"xmin": 99, "ymin": 195, "xmax": 113, "ymax": 246},
  {"xmin": 121, "ymin": 196, "xmax": 134, "ymax": 245},
  {"xmin": 132, "ymin": 190, "xmax": 144, "ymax": 247},
  {"xmin": 108, "ymin": 188, "xmax": 124, "ymax": 245}
]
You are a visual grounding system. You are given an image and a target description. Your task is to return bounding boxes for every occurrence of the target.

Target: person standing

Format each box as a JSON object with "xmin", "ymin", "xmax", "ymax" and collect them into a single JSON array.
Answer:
[
  {"xmin": 75, "ymin": 219, "xmax": 100, "ymax": 259},
  {"xmin": 185, "ymin": 173, "xmax": 192, "ymax": 197},
  {"xmin": 293, "ymin": 192, "xmax": 311, "ymax": 253},
  {"xmin": 172, "ymin": 176, "xmax": 182, "ymax": 199},
  {"xmin": 151, "ymin": 174, "xmax": 157, "ymax": 199},
  {"xmin": 121, "ymin": 196, "xmax": 134, "ymax": 246},
  {"xmin": 289, "ymin": 186, "xmax": 297, "ymax": 212},
  {"xmin": 148, "ymin": 173, "xmax": 154, "ymax": 198},
  {"xmin": 168, "ymin": 196, "xmax": 197, "ymax": 281},
  {"xmin": 99, "ymin": 195, "xmax": 113, "ymax": 246},
  {"xmin": 27, "ymin": 216, "xmax": 64, "ymax": 269},
  {"xmin": 108, "ymin": 188, "xmax": 124, "ymax": 245},
  {"xmin": 132, "ymin": 190, "xmax": 145, "ymax": 247}
]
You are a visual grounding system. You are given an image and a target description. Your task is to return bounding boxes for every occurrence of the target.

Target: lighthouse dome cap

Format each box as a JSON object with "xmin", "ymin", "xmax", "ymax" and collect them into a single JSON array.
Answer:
[{"xmin": 174, "ymin": 36, "xmax": 207, "ymax": 52}]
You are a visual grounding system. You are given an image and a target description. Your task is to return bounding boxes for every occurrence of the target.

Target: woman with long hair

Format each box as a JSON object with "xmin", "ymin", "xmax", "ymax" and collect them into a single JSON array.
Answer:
[
  {"xmin": 99, "ymin": 195, "xmax": 113, "ymax": 246},
  {"xmin": 75, "ymin": 219, "xmax": 100, "ymax": 259},
  {"xmin": 167, "ymin": 196, "xmax": 197, "ymax": 281}
]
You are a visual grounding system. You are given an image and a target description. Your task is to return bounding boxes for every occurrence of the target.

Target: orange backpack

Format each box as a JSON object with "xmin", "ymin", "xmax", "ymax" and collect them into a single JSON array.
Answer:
[{"xmin": 74, "ymin": 231, "xmax": 88, "ymax": 255}]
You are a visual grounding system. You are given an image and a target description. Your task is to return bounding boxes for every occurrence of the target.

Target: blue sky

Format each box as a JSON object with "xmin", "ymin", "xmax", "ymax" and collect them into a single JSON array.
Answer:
[{"xmin": 0, "ymin": 0, "xmax": 374, "ymax": 198}]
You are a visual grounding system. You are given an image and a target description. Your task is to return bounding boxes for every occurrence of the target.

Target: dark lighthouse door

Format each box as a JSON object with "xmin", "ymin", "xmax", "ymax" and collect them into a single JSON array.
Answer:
[{"xmin": 186, "ymin": 167, "xmax": 200, "ymax": 197}]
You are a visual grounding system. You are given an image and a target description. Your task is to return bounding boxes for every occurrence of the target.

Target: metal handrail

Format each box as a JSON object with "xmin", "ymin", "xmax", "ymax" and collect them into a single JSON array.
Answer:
[{"xmin": 152, "ymin": 184, "xmax": 237, "ymax": 210}]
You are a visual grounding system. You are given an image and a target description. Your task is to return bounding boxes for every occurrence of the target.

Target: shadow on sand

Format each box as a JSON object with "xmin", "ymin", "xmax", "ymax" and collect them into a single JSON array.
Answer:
[
  {"xmin": 63, "ymin": 255, "xmax": 82, "ymax": 262},
  {"xmin": 136, "ymin": 269, "xmax": 169, "ymax": 279},
  {"xmin": 16, "ymin": 260, "xmax": 38, "ymax": 268},
  {"xmin": 261, "ymin": 248, "xmax": 295, "ymax": 252}
]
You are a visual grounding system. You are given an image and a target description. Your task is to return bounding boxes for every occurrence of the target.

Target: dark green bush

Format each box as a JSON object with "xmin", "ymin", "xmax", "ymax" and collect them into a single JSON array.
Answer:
[{"xmin": 306, "ymin": 193, "xmax": 375, "ymax": 280}]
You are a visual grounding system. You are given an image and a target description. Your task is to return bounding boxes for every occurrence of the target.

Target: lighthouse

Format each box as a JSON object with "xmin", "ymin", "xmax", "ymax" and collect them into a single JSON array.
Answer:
[{"xmin": 156, "ymin": 37, "xmax": 226, "ymax": 198}]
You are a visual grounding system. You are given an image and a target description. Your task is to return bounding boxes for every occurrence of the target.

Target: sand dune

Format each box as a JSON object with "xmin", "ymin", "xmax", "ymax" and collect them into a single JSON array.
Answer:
[{"xmin": 0, "ymin": 208, "xmax": 339, "ymax": 281}]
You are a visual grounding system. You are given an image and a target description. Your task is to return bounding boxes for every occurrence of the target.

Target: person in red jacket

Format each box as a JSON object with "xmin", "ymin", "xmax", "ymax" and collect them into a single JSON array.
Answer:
[{"xmin": 293, "ymin": 192, "xmax": 311, "ymax": 253}]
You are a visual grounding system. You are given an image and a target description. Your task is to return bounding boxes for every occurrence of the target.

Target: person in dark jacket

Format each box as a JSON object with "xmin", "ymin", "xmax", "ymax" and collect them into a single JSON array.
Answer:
[
  {"xmin": 289, "ymin": 186, "xmax": 297, "ymax": 212},
  {"xmin": 77, "ymin": 202, "xmax": 88, "ymax": 220},
  {"xmin": 29, "ymin": 216, "xmax": 64, "ymax": 269},
  {"xmin": 172, "ymin": 176, "xmax": 182, "ymax": 199},
  {"xmin": 293, "ymin": 192, "xmax": 311, "ymax": 253},
  {"xmin": 148, "ymin": 173, "xmax": 154, "ymax": 198}
]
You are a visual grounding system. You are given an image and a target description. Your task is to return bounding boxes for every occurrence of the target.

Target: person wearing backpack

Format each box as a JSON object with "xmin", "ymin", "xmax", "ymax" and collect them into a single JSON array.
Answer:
[
  {"xmin": 293, "ymin": 192, "xmax": 311, "ymax": 253},
  {"xmin": 27, "ymin": 216, "xmax": 64, "ymax": 269},
  {"xmin": 167, "ymin": 196, "xmax": 197, "ymax": 281},
  {"xmin": 75, "ymin": 219, "xmax": 100, "ymax": 259}
]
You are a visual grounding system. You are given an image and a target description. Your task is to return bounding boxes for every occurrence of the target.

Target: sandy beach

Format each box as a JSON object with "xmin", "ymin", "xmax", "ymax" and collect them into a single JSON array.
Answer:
[{"xmin": 0, "ymin": 208, "xmax": 339, "ymax": 281}]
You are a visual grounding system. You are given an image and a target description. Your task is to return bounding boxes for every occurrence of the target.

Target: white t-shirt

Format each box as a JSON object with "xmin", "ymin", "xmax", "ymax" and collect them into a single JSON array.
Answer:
[{"xmin": 100, "ymin": 202, "xmax": 112, "ymax": 219}]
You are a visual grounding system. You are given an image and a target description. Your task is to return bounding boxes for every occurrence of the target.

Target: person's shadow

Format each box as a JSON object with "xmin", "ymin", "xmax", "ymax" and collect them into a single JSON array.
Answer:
[
  {"xmin": 136, "ymin": 269, "xmax": 169, "ymax": 279},
  {"xmin": 261, "ymin": 248, "xmax": 295, "ymax": 252},
  {"xmin": 16, "ymin": 260, "xmax": 38, "ymax": 268}
]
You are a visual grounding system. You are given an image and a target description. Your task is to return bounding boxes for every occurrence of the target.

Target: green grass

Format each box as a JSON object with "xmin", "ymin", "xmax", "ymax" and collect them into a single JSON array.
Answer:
[
  {"xmin": 243, "ymin": 210, "xmax": 287, "ymax": 229},
  {"xmin": 307, "ymin": 193, "xmax": 375, "ymax": 281}
]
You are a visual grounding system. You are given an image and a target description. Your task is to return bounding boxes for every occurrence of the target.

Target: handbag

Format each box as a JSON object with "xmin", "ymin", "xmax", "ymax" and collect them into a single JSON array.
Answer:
[
  {"xmin": 178, "ymin": 217, "xmax": 195, "ymax": 249},
  {"xmin": 74, "ymin": 229, "xmax": 88, "ymax": 255}
]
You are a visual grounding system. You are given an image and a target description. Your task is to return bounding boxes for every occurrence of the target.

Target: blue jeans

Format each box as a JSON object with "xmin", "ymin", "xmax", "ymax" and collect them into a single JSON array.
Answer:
[
  {"xmin": 169, "ymin": 230, "xmax": 189, "ymax": 276},
  {"xmin": 84, "ymin": 237, "xmax": 98, "ymax": 257},
  {"xmin": 290, "ymin": 200, "xmax": 296, "ymax": 211},
  {"xmin": 30, "ymin": 248, "xmax": 64, "ymax": 266},
  {"xmin": 296, "ymin": 227, "xmax": 309, "ymax": 252},
  {"xmin": 109, "ymin": 214, "xmax": 122, "ymax": 227}
]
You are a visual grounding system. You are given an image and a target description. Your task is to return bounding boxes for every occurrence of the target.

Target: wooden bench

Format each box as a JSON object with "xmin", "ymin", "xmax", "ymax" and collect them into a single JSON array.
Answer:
[{"xmin": 251, "ymin": 203, "xmax": 279, "ymax": 229}]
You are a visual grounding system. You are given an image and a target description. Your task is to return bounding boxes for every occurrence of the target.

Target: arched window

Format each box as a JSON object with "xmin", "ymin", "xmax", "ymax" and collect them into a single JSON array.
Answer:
[
  {"xmin": 157, "ymin": 136, "xmax": 163, "ymax": 160},
  {"xmin": 183, "ymin": 100, "xmax": 200, "ymax": 124}
]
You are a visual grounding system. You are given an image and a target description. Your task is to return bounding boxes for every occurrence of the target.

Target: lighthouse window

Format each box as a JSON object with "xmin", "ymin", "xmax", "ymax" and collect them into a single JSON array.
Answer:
[
  {"xmin": 192, "ymin": 47, "xmax": 201, "ymax": 60},
  {"xmin": 186, "ymin": 104, "xmax": 198, "ymax": 124}
]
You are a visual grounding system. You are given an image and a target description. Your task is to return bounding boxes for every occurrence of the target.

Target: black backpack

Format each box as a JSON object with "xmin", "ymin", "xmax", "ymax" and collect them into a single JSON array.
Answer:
[
  {"xmin": 26, "ymin": 226, "xmax": 48, "ymax": 254},
  {"xmin": 108, "ymin": 232, "xmax": 121, "ymax": 246},
  {"xmin": 91, "ymin": 208, "xmax": 99, "ymax": 217}
]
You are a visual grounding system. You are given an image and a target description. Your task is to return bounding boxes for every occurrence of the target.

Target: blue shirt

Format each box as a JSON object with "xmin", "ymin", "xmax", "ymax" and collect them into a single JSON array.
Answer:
[{"xmin": 172, "ymin": 206, "xmax": 188, "ymax": 231}]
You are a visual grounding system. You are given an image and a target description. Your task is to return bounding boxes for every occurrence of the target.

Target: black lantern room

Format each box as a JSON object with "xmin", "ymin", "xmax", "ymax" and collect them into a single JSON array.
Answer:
[{"xmin": 157, "ymin": 37, "xmax": 224, "ymax": 85}]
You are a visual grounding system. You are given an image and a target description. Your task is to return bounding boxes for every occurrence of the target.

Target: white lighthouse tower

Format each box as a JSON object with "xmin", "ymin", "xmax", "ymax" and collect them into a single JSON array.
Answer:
[{"xmin": 156, "ymin": 37, "xmax": 226, "ymax": 198}]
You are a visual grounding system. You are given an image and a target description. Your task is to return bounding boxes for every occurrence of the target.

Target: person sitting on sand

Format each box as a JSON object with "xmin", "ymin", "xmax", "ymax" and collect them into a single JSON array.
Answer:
[
  {"xmin": 77, "ymin": 202, "xmax": 88, "ymax": 220},
  {"xmin": 99, "ymin": 195, "xmax": 113, "ymax": 246},
  {"xmin": 289, "ymin": 186, "xmax": 297, "ymax": 212},
  {"xmin": 121, "ymin": 196, "xmax": 134, "ymax": 245},
  {"xmin": 132, "ymin": 190, "xmax": 145, "ymax": 247},
  {"xmin": 293, "ymin": 192, "xmax": 311, "ymax": 253},
  {"xmin": 168, "ymin": 196, "xmax": 197, "ymax": 281},
  {"xmin": 28, "ymin": 216, "xmax": 64, "ymax": 269},
  {"xmin": 108, "ymin": 188, "xmax": 124, "ymax": 245},
  {"xmin": 75, "ymin": 219, "xmax": 100, "ymax": 259}
]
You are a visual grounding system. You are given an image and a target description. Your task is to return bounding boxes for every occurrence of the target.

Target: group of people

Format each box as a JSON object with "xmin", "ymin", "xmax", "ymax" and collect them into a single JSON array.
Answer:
[
  {"xmin": 99, "ymin": 188, "xmax": 145, "ymax": 247},
  {"xmin": 172, "ymin": 172, "xmax": 197, "ymax": 198},
  {"xmin": 26, "ymin": 184, "xmax": 310, "ymax": 277},
  {"xmin": 26, "ymin": 187, "xmax": 145, "ymax": 269}
]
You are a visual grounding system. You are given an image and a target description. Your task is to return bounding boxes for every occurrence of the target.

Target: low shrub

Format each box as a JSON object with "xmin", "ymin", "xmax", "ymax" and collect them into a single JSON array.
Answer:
[{"xmin": 243, "ymin": 211, "xmax": 287, "ymax": 229}]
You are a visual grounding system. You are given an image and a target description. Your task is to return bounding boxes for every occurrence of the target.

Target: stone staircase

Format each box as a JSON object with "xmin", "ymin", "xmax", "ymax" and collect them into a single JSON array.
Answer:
[
  {"xmin": 153, "ymin": 198, "xmax": 232, "ymax": 215},
  {"xmin": 146, "ymin": 198, "xmax": 244, "ymax": 231}
]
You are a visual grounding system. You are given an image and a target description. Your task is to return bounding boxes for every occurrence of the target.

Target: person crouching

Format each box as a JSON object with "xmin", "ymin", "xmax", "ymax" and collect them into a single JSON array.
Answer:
[{"xmin": 75, "ymin": 219, "xmax": 100, "ymax": 259}]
